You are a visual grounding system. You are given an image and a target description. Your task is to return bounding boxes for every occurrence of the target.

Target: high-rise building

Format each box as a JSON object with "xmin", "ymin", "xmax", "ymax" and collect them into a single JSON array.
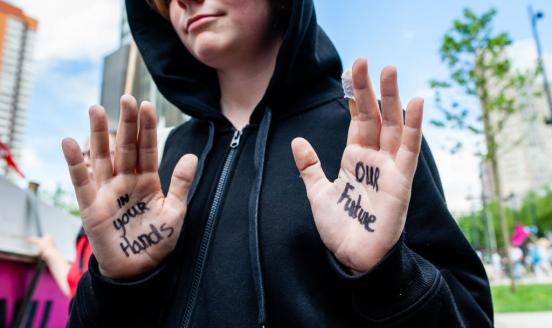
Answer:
[
  {"xmin": 101, "ymin": 2, "xmax": 186, "ymax": 132},
  {"xmin": 0, "ymin": 1, "xmax": 37, "ymax": 176},
  {"xmin": 100, "ymin": 42, "xmax": 186, "ymax": 130},
  {"xmin": 483, "ymin": 39, "xmax": 552, "ymax": 203}
]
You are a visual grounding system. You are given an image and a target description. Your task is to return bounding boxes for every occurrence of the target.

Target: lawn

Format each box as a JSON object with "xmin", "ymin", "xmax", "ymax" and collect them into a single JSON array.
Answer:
[{"xmin": 492, "ymin": 283, "xmax": 552, "ymax": 313}]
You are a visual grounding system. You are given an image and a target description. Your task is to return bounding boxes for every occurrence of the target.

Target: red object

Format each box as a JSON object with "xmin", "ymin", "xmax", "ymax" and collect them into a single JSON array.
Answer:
[
  {"xmin": 67, "ymin": 232, "xmax": 92, "ymax": 298},
  {"xmin": 0, "ymin": 140, "xmax": 25, "ymax": 177},
  {"xmin": 511, "ymin": 223, "xmax": 529, "ymax": 247}
]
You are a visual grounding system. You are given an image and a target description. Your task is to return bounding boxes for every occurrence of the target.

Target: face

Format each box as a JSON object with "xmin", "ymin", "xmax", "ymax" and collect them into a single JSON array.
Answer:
[
  {"xmin": 82, "ymin": 135, "xmax": 116, "ymax": 183},
  {"xmin": 169, "ymin": 0, "xmax": 275, "ymax": 69}
]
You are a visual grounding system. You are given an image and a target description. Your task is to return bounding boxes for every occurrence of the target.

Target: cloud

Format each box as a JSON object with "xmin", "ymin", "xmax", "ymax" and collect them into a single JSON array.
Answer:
[
  {"xmin": 6, "ymin": 0, "xmax": 121, "ymax": 196},
  {"xmin": 19, "ymin": 144, "xmax": 74, "ymax": 195},
  {"xmin": 20, "ymin": 60, "xmax": 98, "ymax": 196},
  {"xmin": 432, "ymin": 148, "xmax": 481, "ymax": 215},
  {"xmin": 38, "ymin": 61, "xmax": 100, "ymax": 109},
  {"xmin": 11, "ymin": 0, "xmax": 121, "ymax": 63}
]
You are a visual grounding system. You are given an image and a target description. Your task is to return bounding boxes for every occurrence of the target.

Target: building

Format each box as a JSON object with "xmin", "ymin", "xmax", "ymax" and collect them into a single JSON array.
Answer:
[
  {"xmin": 100, "ymin": 43, "xmax": 186, "ymax": 130},
  {"xmin": 101, "ymin": 2, "xmax": 186, "ymax": 132},
  {"xmin": 0, "ymin": 1, "xmax": 37, "ymax": 176},
  {"xmin": 484, "ymin": 39, "xmax": 552, "ymax": 204}
]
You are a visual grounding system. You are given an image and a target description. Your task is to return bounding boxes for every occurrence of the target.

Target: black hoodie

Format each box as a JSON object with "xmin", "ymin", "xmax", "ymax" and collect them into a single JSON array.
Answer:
[{"xmin": 69, "ymin": 0, "xmax": 493, "ymax": 327}]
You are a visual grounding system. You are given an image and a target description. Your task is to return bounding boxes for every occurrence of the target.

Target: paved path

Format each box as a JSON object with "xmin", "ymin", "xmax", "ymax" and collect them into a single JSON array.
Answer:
[
  {"xmin": 495, "ymin": 312, "xmax": 552, "ymax": 328},
  {"xmin": 491, "ymin": 277, "xmax": 552, "ymax": 286}
]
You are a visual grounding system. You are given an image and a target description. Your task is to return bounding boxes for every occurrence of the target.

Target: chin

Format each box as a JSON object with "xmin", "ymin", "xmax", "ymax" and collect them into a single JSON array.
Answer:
[{"xmin": 189, "ymin": 33, "xmax": 236, "ymax": 68}]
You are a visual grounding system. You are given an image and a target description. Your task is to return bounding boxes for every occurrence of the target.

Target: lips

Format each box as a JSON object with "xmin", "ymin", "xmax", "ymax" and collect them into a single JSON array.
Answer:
[{"xmin": 186, "ymin": 13, "xmax": 223, "ymax": 32}]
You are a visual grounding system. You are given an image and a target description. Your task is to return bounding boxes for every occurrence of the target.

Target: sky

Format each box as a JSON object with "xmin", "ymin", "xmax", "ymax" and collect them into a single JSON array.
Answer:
[{"xmin": 9, "ymin": 0, "xmax": 552, "ymax": 214}]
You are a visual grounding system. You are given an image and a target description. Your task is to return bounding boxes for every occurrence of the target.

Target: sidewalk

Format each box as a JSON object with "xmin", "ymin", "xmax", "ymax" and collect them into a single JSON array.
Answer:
[
  {"xmin": 495, "ymin": 312, "xmax": 552, "ymax": 328},
  {"xmin": 491, "ymin": 276, "xmax": 552, "ymax": 286}
]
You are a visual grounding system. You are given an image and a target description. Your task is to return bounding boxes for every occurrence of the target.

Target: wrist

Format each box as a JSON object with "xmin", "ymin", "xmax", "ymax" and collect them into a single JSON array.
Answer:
[{"xmin": 335, "ymin": 238, "xmax": 398, "ymax": 274}]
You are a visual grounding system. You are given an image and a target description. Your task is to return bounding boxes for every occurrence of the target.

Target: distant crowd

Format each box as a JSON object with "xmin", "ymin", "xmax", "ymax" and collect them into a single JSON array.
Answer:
[{"xmin": 480, "ymin": 233, "xmax": 552, "ymax": 282}]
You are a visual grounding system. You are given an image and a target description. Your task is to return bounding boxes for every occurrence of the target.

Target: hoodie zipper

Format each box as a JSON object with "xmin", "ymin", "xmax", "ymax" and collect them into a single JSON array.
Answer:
[{"xmin": 181, "ymin": 129, "xmax": 243, "ymax": 328}]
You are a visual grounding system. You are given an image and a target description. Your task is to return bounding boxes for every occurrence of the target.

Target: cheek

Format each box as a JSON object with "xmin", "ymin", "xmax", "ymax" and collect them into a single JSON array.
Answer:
[{"xmin": 224, "ymin": 0, "xmax": 272, "ymax": 32}]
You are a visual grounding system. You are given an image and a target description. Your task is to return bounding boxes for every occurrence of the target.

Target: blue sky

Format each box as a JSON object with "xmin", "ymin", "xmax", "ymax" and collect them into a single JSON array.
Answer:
[
  {"xmin": 12, "ymin": 0, "xmax": 552, "ymax": 213},
  {"xmin": 317, "ymin": 0, "xmax": 552, "ymax": 101}
]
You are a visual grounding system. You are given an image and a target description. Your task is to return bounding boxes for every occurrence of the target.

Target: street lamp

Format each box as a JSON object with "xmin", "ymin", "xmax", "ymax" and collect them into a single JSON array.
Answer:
[{"xmin": 528, "ymin": 6, "xmax": 552, "ymax": 125}]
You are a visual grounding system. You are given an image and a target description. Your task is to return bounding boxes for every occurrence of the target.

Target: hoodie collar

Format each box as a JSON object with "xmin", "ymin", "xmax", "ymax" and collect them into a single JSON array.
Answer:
[{"xmin": 125, "ymin": 0, "xmax": 343, "ymax": 126}]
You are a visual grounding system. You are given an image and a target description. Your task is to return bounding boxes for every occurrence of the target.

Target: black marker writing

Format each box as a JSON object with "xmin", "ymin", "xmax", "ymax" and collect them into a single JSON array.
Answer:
[
  {"xmin": 355, "ymin": 162, "xmax": 380, "ymax": 192},
  {"xmin": 119, "ymin": 223, "xmax": 174, "ymax": 257},
  {"xmin": 338, "ymin": 182, "xmax": 376, "ymax": 232},
  {"xmin": 113, "ymin": 202, "xmax": 150, "ymax": 236},
  {"xmin": 117, "ymin": 194, "xmax": 130, "ymax": 208}
]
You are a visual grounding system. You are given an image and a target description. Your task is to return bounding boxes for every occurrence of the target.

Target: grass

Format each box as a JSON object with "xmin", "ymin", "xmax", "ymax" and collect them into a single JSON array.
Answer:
[{"xmin": 492, "ymin": 283, "xmax": 552, "ymax": 313}]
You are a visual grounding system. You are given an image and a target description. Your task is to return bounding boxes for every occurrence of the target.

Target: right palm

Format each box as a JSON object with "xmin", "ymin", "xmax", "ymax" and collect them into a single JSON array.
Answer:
[{"xmin": 62, "ymin": 96, "xmax": 197, "ymax": 279}]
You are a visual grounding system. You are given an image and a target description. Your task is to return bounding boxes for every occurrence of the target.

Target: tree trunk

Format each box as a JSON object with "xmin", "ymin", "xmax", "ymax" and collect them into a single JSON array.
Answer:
[
  {"xmin": 477, "ymin": 56, "xmax": 516, "ymax": 292},
  {"xmin": 488, "ymin": 151, "xmax": 516, "ymax": 292}
]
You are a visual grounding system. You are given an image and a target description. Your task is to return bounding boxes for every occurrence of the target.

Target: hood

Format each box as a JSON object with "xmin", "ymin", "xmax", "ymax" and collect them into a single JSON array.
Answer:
[{"xmin": 125, "ymin": 0, "xmax": 344, "ymax": 125}]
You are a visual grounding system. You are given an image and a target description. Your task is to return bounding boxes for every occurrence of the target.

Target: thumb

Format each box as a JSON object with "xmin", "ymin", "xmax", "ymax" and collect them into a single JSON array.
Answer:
[
  {"xmin": 291, "ymin": 138, "xmax": 329, "ymax": 199},
  {"xmin": 164, "ymin": 154, "xmax": 199, "ymax": 213}
]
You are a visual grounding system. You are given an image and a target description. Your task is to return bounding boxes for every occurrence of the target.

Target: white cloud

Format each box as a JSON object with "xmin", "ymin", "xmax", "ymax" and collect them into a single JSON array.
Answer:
[
  {"xmin": 19, "ymin": 144, "xmax": 73, "ymax": 194},
  {"xmin": 11, "ymin": 0, "xmax": 121, "ymax": 63},
  {"xmin": 432, "ymin": 147, "xmax": 481, "ymax": 215},
  {"xmin": 40, "ymin": 62, "xmax": 100, "ymax": 109},
  {"xmin": 423, "ymin": 125, "xmax": 483, "ymax": 215},
  {"xmin": 5, "ymin": 0, "xmax": 121, "ymax": 196},
  {"xmin": 21, "ymin": 146, "xmax": 40, "ymax": 169}
]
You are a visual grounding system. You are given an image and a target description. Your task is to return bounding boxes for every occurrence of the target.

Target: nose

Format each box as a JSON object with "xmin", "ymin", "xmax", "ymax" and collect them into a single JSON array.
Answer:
[{"xmin": 176, "ymin": 0, "xmax": 204, "ymax": 10}]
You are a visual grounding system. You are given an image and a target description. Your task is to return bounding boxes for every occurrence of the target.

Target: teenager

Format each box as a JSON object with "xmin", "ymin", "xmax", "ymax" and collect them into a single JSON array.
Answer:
[{"xmin": 63, "ymin": 0, "xmax": 493, "ymax": 326}]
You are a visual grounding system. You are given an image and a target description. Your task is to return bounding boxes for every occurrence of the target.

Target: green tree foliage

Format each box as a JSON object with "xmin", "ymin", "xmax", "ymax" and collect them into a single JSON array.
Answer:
[
  {"xmin": 430, "ymin": 8, "xmax": 538, "ymax": 156},
  {"xmin": 458, "ymin": 188, "xmax": 552, "ymax": 249},
  {"xmin": 39, "ymin": 183, "xmax": 80, "ymax": 217},
  {"xmin": 430, "ymin": 8, "xmax": 541, "ymax": 291}
]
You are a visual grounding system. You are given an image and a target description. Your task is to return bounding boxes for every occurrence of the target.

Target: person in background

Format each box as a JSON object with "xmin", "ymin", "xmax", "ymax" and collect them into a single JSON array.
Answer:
[
  {"xmin": 491, "ymin": 251, "xmax": 503, "ymax": 280},
  {"xmin": 509, "ymin": 245, "xmax": 525, "ymax": 280},
  {"xmin": 30, "ymin": 133, "xmax": 116, "ymax": 298},
  {"xmin": 535, "ymin": 238, "xmax": 552, "ymax": 277}
]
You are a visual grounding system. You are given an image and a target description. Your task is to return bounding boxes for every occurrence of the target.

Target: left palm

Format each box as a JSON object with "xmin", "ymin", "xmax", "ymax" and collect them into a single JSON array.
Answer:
[{"xmin": 291, "ymin": 59, "xmax": 424, "ymax": 273}]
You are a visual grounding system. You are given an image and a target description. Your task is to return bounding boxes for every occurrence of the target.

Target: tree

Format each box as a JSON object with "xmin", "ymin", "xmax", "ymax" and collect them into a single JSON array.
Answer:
[
  {"xmin": 39, "ymin": 183, "xmax": 80, "ymax": 217},
  {"xmin": 430, "ymin": 8, "xmax": 540, "ymax": 292},
  {"xmin": 458, "ymin": 188, "xmax": 552, "ymax": 250}
]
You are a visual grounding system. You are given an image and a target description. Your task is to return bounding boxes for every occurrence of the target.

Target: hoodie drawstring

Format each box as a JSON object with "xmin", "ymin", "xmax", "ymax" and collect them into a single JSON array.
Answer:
[{"xmin": 248, "ymin": 108, "xmax": 272, "ymax": 327}]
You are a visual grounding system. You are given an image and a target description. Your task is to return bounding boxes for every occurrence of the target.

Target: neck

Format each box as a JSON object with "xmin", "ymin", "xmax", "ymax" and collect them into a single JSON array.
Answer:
[{"xmin": 218, "ymin": 37, "xmax": 282, "ymax": 130}]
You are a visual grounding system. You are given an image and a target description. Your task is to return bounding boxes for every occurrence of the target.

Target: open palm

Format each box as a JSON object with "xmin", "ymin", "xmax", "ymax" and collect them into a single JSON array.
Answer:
[
  {"xmin": 62, "ymin": 96, "xmax": 197, "ymax": 279},
  {"xmin": 292, "ymin": 59, "xmax": 424, "ymax": 273}
]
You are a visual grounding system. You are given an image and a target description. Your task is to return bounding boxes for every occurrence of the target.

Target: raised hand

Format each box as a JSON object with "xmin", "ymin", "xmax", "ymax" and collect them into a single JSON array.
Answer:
[
  {"xmin": 62, "ymin": 96, "xmax": 198, "ymax": 279},
  {"xmin": 291, "ymin": 59, "xmax": 424, "ymax": 274}
]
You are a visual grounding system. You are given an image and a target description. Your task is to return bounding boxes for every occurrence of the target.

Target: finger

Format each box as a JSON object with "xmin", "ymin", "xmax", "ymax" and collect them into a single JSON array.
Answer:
[
  {"xmin": 137, "ymin": 101, "xmax": 158, "ymax": 173},
  {"xmin": 347, "ymin": 58, "xmax": 381, "ymax": 149},
  {"xmin": 164, "ymin": 154, "xmax": 198, "ymax": 214},
  {"xmin": 379, "ymin": 66, "xmax": 403, "ymax": 156},
  {"xmin": 115, "ymin": 95, "xmax": 138, "ymax": 174},
  {"xmin": 395, "ymin": 97, "xmax": 424, "ymax": 178},
  {"xmin": 89, "ymin": 105, "xmax": 114, "ymax": 183},
  {"xmin": 62, "ymin": 138, "xmax": 96, "ymax": 209},
  {"xmin": 291, "ymin": 137, "xmax": 329, "ymax": 199}
]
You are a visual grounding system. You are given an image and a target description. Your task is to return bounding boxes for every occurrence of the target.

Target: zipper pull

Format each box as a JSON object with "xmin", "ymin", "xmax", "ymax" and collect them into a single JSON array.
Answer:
[{"xmin": 230, "ymin": 129, "xmax": 242, "ymax": 148}]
